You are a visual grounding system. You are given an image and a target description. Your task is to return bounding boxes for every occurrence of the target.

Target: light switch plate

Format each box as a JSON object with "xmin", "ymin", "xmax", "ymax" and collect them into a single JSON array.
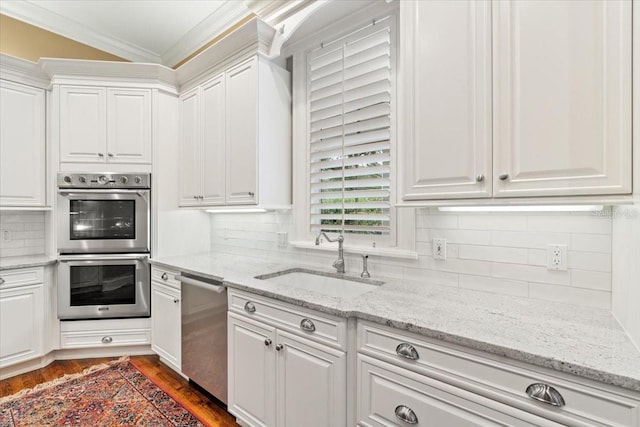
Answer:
[
  {"xmin": 433, "ymin": 238, "xmax": 446, "ymax": 260},
  {"xmin": 277, "ymin": 232, "xmax": 288, "ymax": 248}
]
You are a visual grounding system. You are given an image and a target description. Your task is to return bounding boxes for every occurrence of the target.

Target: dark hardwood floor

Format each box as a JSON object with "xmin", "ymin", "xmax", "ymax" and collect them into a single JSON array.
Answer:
[{"xmin": 0, "ymin": 355, "xmax": 239, "ymax": 427}]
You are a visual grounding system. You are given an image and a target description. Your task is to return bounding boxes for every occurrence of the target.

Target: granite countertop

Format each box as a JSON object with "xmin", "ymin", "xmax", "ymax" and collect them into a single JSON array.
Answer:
[
  {"xmin": 0, "ymin": 255, "xmax": 57, "ymax": 270},
  {"xmin": 150, "ymin": 252, "xmax": 640, "ymax": 393}
]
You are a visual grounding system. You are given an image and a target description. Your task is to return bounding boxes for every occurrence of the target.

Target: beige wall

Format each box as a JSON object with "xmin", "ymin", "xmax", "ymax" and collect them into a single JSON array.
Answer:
[{"xmin": 0, "ymin": 14, "xmax": 126, "ymax": 62}]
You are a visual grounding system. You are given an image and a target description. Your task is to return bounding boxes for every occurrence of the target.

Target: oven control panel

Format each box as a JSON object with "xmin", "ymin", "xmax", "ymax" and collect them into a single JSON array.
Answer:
[{"xmin": 57, "ymin": 173, "xmax": 150, "ymax": 189}]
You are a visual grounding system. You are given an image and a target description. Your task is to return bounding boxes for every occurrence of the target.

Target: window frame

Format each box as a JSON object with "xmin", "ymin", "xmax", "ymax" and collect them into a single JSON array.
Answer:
[{"xmin": 289, "ymin": 6, "xmax": 415, "ymax": 257}]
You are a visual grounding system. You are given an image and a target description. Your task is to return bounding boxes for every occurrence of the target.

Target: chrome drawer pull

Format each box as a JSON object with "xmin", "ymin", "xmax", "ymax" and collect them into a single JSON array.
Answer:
[
  {"xmin": 244, "ymin": 301, "xmax": 256, "ymax": 313},
  {"xmin": 499, "ymin": 173, "xmax": 509, "ymax": 181},
  {"xmin": 300, "ymin": 318, "xmax": 316, "ymax": 332},
  {"xmin": 525, "ymin": 383, "xmax": 565, "ymax": 407},
  {"xmin": 101, "ymin": 336, "xmax": 113, "ymax": 344},
  {"xmin": 396, "ymin": 343, "xmax": 419, "ymax": 360},
  {"xmin": 394, "ymin": 405, "xmax": 418, "ymax": 424},
  {"xmin": 161, "ymin": 273, "xmax": 168, "ymax": 280}
]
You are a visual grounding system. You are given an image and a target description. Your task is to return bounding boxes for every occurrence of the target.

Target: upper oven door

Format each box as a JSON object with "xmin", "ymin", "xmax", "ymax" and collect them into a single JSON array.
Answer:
[{"xmin": 58, "ymin": 189, "xmax": 149, "ymax": 253}]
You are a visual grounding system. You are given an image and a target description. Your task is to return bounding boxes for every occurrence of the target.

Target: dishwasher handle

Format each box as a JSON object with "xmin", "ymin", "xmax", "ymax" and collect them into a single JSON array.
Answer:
[{"xmin": 176, "ymin": 275, "xmax": 226, "ymax": 293}]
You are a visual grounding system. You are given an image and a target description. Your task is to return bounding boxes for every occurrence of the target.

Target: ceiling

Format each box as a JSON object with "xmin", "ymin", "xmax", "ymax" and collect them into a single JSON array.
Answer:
[{"xmin": 0, "ymin": 0, "xmax": 257, "ymax": 67}]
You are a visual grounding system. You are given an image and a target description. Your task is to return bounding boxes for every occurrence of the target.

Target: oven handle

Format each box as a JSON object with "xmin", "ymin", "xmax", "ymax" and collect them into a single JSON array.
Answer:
[
  {"xmin": 59, "ymin": 254, "xmax": 149, "ymax": 262},
  {"xmin": 58, "ymin": 189, "xmax": 149, "ymax": 196},
  {"xmin": 176, "ymin": 275, "xmax": 226, "ymax": 293}
]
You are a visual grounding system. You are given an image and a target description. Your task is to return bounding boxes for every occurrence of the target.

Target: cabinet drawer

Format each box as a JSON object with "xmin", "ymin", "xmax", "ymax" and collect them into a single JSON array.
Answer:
[
  {"xmin": 358, "ymin": 354, "xmax": 562, "ymax": 427},
  {"xmin": 151, "ymin": 266, "xmax": 180, "ymax": 289},
  {"xmin": 0, "ymin": 267, "xmax": 43, "ymax": 289},
  {"xmin": 61, "ymin": 329, "xmax": 150, "ymax": 349},
  {"xmin": 358, "ymin": 321, "xmax": 640, "ymax": 427},
  {"xmin": 229, "ymin": 289, "xmax": 347, "ymax": 350}
]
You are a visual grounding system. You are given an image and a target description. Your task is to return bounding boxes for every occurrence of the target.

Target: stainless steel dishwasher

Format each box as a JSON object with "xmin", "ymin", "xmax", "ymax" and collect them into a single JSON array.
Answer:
[{"xmin": 177, "ymin": 273, "xmax": 227, "ymax": 404}]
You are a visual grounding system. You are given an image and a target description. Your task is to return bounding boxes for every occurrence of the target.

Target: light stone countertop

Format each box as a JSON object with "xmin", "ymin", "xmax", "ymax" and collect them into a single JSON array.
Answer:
[
  {"xmin": 0, "ymin": 255, "xmax": 57, "ymax": 270},
  {"xmin": 150, "ymin": 251, "xmax": 640, "ymax": 393}
]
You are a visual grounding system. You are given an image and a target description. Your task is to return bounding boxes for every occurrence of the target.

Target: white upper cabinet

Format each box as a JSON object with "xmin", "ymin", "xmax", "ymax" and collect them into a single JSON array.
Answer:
[
  {"xmin": 493, "ymin": 0, "xmax": 632, "ymax": 197},
  {"xmin": 399, "ymin": 0, "xmax": 632, "ymax": 203},
  {"xmin": 400, "ymin": 0, "xmax": 492, "ymax": 200},
  {"xmin": 226, "ymin": 57, "xmax": 258, "ymax": 205},
  {"xmin": 178, "ymin": 55, "xmax": 291, "ymax": 208},
  {"xmin": 59, "ymin": 85, "xmax": 152, "ymax": 165},
  {"xmin": 0, "ymin": 80, "xmax": 46, "ymax": 207}
]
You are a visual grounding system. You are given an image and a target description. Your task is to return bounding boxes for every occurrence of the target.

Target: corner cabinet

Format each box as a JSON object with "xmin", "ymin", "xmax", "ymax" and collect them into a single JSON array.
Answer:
[
  {"xmin": 178, "ymin": 55, "xmax": 291, "ymax": 207},
  {"xmin": 59, "ymin": 86, "xmax": 152, "ymax": 165},
  {"xmin": 0, "ymin": 80, "xmax": 46, "ymax": 207},
  {"xmin": 227, "ymin": 289, "xmax": 347, "ymax": 427},
  {"xmin": 399, "ymin": 0, "xmax": 632, "ymax": 202}
]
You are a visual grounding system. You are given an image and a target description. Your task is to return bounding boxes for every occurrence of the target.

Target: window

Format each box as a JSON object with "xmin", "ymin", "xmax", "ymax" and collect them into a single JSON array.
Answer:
[
  {"xmin": 292, "ymin": 10, "xmax": 415, "ymax": 255},
  {"xmin": 308, "ymin": 19, "xmax": 392, "ymax": 239}
]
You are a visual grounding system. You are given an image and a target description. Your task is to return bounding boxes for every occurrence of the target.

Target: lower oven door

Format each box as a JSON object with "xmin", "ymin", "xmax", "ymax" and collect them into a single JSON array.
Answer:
[{"xmin": 58, "ymin": 254, "xmax": 150, "ymax": 320}]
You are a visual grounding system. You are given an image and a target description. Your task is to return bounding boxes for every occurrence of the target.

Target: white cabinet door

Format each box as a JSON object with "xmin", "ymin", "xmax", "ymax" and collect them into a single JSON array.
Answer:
[
  {"xmin": 493, "ymin": 0, "xmax": 632, "ymax": 197},
  {"xmin": 0, "ymin": 284, "xmax": 43, "ymax": 368},
  {"xmin": 228, "ymin": 312, "xmax": 276, "ymax": 427},
  {"xmin": 0, "ymin": 80, "xmax": 46, "ymax": 207},
  {"xmin": 106, "ymin": 88, "xmax": 152, "ymax": 164},
  {"xmin": 400, "ymin": 0, "xmax": 492, "ymax": 201},
  {"xmin": 151, "ymin": 281, "xmax": 181, "ymax": 372},
  {"xmin": 179, "ymin": 88, "xmax": 201, "ymax": 206},
  {"xmin": 201, "ymin": 74, "xmax": 226, "ymax": 205},
  {"xmin": 276, "ymin": 330, "xmax": 347, "ymax": 427},
  {"xmin": 59, "ymin": 86, "xmax": 107, "ymax": 163},
  {"xmin": 226, "ymin": 57, "xmax": 258, "ymax": 205}
]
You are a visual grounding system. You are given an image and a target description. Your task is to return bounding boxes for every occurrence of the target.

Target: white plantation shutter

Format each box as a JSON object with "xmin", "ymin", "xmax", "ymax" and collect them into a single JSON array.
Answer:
[{"xmin": 308, "ymin": 18, "xmax": 393, "ymax": 236}]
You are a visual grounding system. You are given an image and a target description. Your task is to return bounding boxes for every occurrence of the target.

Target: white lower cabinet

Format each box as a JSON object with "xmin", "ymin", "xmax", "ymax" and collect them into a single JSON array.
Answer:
[
  {"xmin": 227, "ymin": 289, "xmax": 347, "ymax": 427},
  {"xmin": 151, "ymin": 267, "xmax": 181, "ymax": 372},
  {"xmin": 357, "ymin": 321, "xmax": 640, "ymax": 427},
  {"xmin": 0, "ymin": 267, "xmax": 44, "ymax": 368},
  {"xmin": 358, "ymin": 354, "xmax": 561, "ymax": 427}
]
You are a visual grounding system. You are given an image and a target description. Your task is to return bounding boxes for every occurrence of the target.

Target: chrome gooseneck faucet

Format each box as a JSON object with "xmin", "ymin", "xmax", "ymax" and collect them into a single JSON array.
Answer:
[{"xmin": 315, "ymin": 232, "xmax": 345, "ymax": 273}]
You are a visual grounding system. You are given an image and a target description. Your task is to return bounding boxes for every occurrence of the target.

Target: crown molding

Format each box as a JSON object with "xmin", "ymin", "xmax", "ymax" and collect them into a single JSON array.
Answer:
[
  {"xmin": 38, "ymin": 58, "xmax": 178, "ymax": 93},
  {"xmin": 175, "ymin": 17, "xmax": 275, "ymax": 88},
  {"xmin": 161, "ymin": 4, "xmax": 253, "ymax": 68},
  {"xmin": 0, "ymin": 1, "xmax": 162, "ymax": 63},
  {"xmin": 0, "ymin": 54, "xmax": 50, "ymax": 88}
]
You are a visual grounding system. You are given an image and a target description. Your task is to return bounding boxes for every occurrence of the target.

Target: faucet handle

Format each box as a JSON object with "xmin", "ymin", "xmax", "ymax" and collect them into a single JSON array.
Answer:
[{"xmin": 361, "ymin": 255, "xmax": 371, "ymax": 278}]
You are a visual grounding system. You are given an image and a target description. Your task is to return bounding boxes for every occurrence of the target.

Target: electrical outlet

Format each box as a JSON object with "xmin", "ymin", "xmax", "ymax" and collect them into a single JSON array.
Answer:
[
  {"xmin": 1, "ymin": 229, "xmax": 10, "ymax": 242},
  {"xmin": 546, "ymin": 244, "xmax": 567, "ymax": 271},
  {"xmin": 277, "ymin": 232, "xmax": 287, "ymax": 248},
  {"xmin": 433, "ymin": 238, "xmax": 447, "ymax": 260}
]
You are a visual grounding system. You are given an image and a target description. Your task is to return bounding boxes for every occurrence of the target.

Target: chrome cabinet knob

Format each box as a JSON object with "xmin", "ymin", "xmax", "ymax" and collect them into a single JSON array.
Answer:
[
  {"xmin": 97, "ymin": 153, "xmax": 104, "ymax": 157},
  {"xmin": 161, "ymin": 273, "xmax": 168, "ymax": 280},
  {"xmin": 396, "ymin": 343, "xmax": 420, "ymax": 360},
  {"xmin": 101, "ymin": 336, "xmax": 113, "ymax": 344},
  {"xmin": 394, "ymin": 405, "xmax": 418, "ymax": 424},
  {"xmin": 264, "ymin": 339, "xmax": 272, "ymax": 346},
  {"xmin": 300, "ymin": 318, "xmax": 316, "ymax": 332},
  {"xmin": 526, "ymin": 383, "xmax": 565, "ymax": 407},
  {"xmin": 244, "ymin": 301, "xmax": 256, "ymax": 313},
  {"xmin": 476, "ymin": 174, "xmax": 485, "ymax": 182},
  {"xmin": 275, "ymin": 344, "xmax": 284, "ymax": 351},
  {"xmin": 107, "ymin": 153, "xmax": 114, "ymax": 157},
  {"xmin": 193, "ymin": 195, "xmax": 198, "ymax": 200},
  {"xmin": 173, "ymin": 298, "xmax": 179, "ymax": 304},
  {"xmin": 248, "ymin": 192, "xmax": 255, "ymax": 196},
  {"xmin": 499, "ymin": 173, "xmax": 509, "ymax": 181}
]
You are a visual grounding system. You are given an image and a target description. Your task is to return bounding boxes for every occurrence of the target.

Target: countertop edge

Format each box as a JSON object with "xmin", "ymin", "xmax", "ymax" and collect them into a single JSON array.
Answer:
[{"xmin": 0, "ymin": 256, "xmax": 58, "ymax": 270}]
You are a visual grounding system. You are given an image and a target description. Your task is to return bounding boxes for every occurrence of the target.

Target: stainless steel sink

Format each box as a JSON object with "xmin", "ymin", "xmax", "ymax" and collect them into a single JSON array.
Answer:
[{"xmin": 255, "ymin": 268, "xmax": 383, "ymax": 298}]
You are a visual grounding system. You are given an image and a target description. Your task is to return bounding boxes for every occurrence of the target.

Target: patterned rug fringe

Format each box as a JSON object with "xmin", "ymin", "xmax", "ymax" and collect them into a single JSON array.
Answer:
[{"xmin": 0, "ymin": 355, "xmax": 130, "ymax": 405}]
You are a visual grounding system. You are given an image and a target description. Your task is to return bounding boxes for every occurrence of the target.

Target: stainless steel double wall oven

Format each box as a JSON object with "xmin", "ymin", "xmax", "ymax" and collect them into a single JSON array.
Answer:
[{"xmin": 57, "ymin": 173, "xmax": 151, "ymax": 320}]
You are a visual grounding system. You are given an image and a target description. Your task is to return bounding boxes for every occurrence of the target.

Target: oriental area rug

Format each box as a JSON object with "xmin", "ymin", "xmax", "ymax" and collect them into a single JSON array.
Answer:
[{"xmin": 0, "ymin": 357, "xmax": 208, "ymax": 427}]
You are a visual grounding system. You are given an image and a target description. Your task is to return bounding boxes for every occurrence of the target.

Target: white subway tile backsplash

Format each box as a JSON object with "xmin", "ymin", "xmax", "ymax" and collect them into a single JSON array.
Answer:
[
  {"xmin": 528, "ymin": 282, "xmax": 611, "ymax": 309},
  {"xmin": 458, "ymin": 274, "xmax": 529, "ymax": 298},
  {"xmin": 458, "ymin": 214, "xmax": 528, "ymax": 231},
  {"xmin": 458, "ymin": 245, "xmax": 528, "ymax": 264},
  {"xmin": 209, "ymin": 209, "xmax": 614, "ymax": 309},
  {"xmin": 571, "ymin": 270, "xmax": 611, "ymax": 291},
  {"xmin": 0, "ymin": 211, "xmax": 45, "ymax": 258}
]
